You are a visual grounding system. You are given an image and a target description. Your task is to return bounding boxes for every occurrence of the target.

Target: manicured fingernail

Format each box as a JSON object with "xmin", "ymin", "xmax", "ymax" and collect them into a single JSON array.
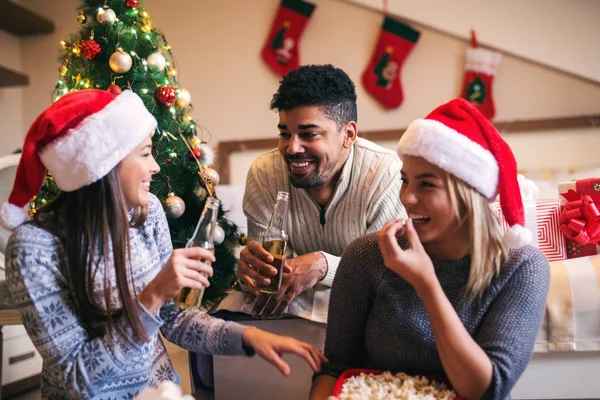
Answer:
[
  {"xmin": 263, "ymin": 279, "xmax": 270, "ymax": 285},
  {"xmin": 271, "ymin": 268, "xmax": 278, "ymax": 275}
]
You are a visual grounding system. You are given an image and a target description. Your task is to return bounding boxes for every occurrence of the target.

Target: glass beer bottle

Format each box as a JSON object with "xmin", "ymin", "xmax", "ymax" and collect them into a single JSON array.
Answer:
[
  {"xmin": 259, "ymin": 191, "xmax": 289, "ymax": 295},
  {"xmin": 173, "ymin": 196, "xmax": 220, "ymax": 309}
]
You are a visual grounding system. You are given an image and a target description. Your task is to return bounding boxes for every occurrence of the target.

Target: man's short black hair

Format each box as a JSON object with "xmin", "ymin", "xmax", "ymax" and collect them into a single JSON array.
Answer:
[{"xmin": 270, "ymin": 64, "xmax": 358, "ymax": 129}]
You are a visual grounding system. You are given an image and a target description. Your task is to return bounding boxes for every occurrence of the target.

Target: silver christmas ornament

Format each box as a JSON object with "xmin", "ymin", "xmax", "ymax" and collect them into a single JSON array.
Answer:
[
  {"xmin": 214, "ymin": 224, "xmax": 225, "ymax": 245},
  {"xmin": 109, "ymin": 48, "xmax": 133, "ymax": 73},
  {"xmin": 147, "ymin": 52, "xmax": 167, "ymax": 71},
  {"xmin": 96, "ymin": 8, "xmax": 117, "ymax": 24},
  {"xmin": 176, "ymin": 88, "xmax": 192, "ymax": 108},
  {"xmin": 163, "ymin": 193, "xmax": 185, "ymax": 219},
  {"xmin": 205, "ymin": 168, "xmax": 220, "ymax": 186}
]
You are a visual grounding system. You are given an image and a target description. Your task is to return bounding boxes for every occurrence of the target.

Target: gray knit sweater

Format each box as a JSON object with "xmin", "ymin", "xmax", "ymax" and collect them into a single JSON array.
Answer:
[{"xmin": 319, "ymin": 233, "xmax": 550, "ymax": 400}]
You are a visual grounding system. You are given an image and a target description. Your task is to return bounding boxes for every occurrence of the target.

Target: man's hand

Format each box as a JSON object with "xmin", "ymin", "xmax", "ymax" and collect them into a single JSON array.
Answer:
[
  {"xmin": 236, "ymin": 240, "xmax": 289, "ymax": 294},
  {"xmin": 245, "ymin": 252, "xmax": 328, "ymax": 319}
]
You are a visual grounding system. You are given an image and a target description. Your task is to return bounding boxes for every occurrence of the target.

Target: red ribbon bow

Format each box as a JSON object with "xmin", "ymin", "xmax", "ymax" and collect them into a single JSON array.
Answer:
[{"xmin": 559, "ymin": 193, "xmax": 600, "ymax": 246}]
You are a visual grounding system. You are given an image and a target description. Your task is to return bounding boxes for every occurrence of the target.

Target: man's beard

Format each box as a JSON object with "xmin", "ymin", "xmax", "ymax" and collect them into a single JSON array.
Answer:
[{"xmin": 287, "ymin": 152, "xmax": 342, "ymax": 189}]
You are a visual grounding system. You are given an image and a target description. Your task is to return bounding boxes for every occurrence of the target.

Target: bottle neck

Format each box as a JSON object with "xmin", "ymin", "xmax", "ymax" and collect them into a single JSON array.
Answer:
[
  {"xmin": 267, "ymin": 197, "xmax": 289, "ymax": 234},
  {"xmin": 189, "ymin": 203, "xmax": 219, "ymax": 246}
]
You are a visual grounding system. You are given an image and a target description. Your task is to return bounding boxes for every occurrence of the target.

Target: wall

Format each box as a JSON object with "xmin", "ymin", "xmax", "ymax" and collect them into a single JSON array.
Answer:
[
  {"xmin": 345, "ymin": 0, "xmax": 600, "ymax": 83},
  {"xmin": 14, "ymin": 0, "xmax": 600, "ymax": 172},
  {"xmin": 0, "ymin": 29, "xmax": 24, "ymax": 156}
]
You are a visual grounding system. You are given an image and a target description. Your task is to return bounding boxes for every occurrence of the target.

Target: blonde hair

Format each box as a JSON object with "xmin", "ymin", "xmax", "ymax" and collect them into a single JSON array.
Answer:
[{"xmin": 446, "ymin": 173, "xmax": 508, "ymax": 298}]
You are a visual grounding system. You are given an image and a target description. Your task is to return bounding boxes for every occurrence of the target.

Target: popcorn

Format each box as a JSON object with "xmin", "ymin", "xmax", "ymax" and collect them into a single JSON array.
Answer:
[
  {"xmin": 339, "ymin": 372, "xmax": 456, "ymax": 400},
  {"xmin": 134, "ymin": 381, "xmax": 195, "ymax": 400}
]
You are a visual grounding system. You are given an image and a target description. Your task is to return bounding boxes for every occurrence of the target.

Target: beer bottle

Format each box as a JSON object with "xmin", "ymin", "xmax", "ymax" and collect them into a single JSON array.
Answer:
[
  {"xmin": 259, "ymin": 191, "xmax": 289, "ymax": 295},
  {"xmin": 173, "ymin": 197, "xmax": 220, "ymax": 308}
]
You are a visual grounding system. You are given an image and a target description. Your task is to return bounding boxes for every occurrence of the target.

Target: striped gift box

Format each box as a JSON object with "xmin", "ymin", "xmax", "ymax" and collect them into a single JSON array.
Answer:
[
  {"xmin": 491, "ymin": 199, "xmax": 566, "ymax": 261},
  {"xmin": 535, "ymin": 255, "xmax": 600, "ymax": 352}
]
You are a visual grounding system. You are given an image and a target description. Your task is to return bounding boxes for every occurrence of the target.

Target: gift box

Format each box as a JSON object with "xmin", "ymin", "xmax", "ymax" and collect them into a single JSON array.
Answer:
[
  {"xmin": 491, "ymin": 199, "xmax": 566, "ymax": 261},
  {"xmin": 558, "ymin": 178, "xmax": 600, "ymax": 259}
]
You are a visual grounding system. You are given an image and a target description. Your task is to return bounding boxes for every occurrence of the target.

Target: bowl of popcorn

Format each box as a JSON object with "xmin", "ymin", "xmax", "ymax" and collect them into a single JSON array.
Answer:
[{"xmin": 333, "ymin": 369, "xmax": 459, "ymax": 400}]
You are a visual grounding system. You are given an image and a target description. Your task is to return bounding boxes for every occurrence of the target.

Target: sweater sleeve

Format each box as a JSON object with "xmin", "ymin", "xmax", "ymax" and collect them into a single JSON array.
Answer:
[
  {"xmin": 145, "ymin": 195, "xmax": 251, "ymax": 356},
  {"xmin": 365, "ymin": 154, "xmax": 406, "ymax": 234},
  {"xmin": 5, "ymin": 226, "xmax": 163, "ymax": 398},
  {"xmin": 476, "ymin": 248, "xmax": 550, "ymax": 399},
  {"xmin": 317, "ymin": 234, "xmax": 383, "ymax": 378}
]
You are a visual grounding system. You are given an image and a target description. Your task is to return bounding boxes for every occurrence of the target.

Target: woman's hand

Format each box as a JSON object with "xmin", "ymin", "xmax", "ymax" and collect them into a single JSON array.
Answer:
[
  {"xmin": 377, "ymin": 218, "xmax": 437, "ymax": 292},
  {"xmin": 242, "ymin": 328, "xmax": 328, "ymax": 377},
  {"xmin": 138, "ymin": 247, "xmax": 215, "ymax": 313}
]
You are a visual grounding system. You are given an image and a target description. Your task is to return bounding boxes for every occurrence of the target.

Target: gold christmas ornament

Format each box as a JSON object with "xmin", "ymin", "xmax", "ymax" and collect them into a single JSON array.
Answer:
[
  {"xmin": 205, "ymin": 168, "xmax": 220, "ymax": 186},
  {"xmin": 96, "ymin": 8, "xmax": 117, "ymax": 25},
  {"xmin": 176, "ymin": 88, "xmax": 192, "ymax": 108},
  {"xmin": 147, "ymin": 52, "xmax": 166, "ymax": 71},
  {"xmin": 163, "ymin": 192, "xmax": 185, "ymax": 219},
  {"xmin": 77, "ymin": 10, "xmax": 87, "ymax": 24},
  {"xmin": 109, "ymin": 48, "xmax": 133, "ymax": 73},
  {"xmin": 59, "ymin": 65, "xmax": 68, "ymax": 76},
  {"xmin": 193, "ymin": 184, "xmax": 208, "ymax": 205}
]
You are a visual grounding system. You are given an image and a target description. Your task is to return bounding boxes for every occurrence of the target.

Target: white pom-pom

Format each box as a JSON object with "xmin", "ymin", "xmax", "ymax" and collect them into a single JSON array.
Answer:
[
  {"xmin": 199, "ymin": 143, "xmax": 216, "ymax": 167},
  {"xmin": 504, "ymin": 224, "xmax": 532, "ymax": 249},
  {"xmin": 0, "ymin": 202, "xmax": 29, "ymax": 231},
  {"xmin": 517, "ymin": 174, "xmax": 540, "ymax": 201}
]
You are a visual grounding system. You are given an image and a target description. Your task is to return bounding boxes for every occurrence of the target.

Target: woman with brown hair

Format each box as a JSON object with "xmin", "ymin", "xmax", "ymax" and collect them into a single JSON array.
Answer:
[
  {"xmin": 2, "ymin": 89, "xmax": 325, "ymax": 399},
  {"xmin": 311, "ymin": 98, "xmax": 549, "ymax": 400}
]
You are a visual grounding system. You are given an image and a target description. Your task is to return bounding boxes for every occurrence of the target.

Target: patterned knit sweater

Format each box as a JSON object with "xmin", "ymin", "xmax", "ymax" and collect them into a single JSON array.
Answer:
[
  {"xmin": 319, "ymin": 233, "xmax": 550, "ymax": 400},
  {"xmin": 5, "ymin": 194, "xmax": 250, "ymax": 399}
]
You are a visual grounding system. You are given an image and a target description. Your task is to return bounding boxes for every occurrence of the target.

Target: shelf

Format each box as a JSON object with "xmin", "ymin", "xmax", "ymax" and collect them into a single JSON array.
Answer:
[
  {"xmin": 0, "ymin": 65, "xmax": 29, "ymax": 87},
  {"xmin": 0, "ymin": 0, "xmax": 54, "ymax": 37}
]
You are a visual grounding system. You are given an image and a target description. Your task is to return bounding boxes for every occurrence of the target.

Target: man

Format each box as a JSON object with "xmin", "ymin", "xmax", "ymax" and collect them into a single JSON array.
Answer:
[{"xmin": 236, "ymin": 64, "xmax": 406, "ymax": 321}]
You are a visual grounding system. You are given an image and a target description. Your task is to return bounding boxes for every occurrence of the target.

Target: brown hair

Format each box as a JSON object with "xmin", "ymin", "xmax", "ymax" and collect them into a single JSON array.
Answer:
[
  {"xmin": 446, "ymin": 173, "xmax": 508, "ymax": 297},
  {"xmin": 35, "ymin": 168, "xmax": 149, "ymax": 341}
]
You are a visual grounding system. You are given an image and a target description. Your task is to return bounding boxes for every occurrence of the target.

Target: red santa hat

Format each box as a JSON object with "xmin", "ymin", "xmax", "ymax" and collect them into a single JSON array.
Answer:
[
  {"xmin": 0, "ymin": 89, "xmax": 157, "ymax": 231},
  {"xmin": 397, "ymin": 98, "xmax": 531, "ymax": 248}
]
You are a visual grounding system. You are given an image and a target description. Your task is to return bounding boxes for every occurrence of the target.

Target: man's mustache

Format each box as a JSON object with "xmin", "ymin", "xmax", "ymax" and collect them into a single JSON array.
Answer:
[{"xmin": 286, "ymin": 155, "xmax": 318, "ymax": 161}]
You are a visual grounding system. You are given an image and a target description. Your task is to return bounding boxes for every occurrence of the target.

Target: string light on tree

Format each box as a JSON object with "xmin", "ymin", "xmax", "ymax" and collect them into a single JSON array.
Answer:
[{"xmin": 77, "ymin": 10, "xmax": 86, "ymax": 24}]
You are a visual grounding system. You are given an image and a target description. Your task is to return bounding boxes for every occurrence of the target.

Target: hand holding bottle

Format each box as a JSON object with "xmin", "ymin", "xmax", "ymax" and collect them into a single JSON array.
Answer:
[{"xmin": 139, "ymin": 247, "xmax": 215, "ymax": 314}]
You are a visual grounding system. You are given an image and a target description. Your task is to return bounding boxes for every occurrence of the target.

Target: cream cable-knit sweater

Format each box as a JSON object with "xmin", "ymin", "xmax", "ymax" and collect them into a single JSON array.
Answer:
[{"xmin": 238, "ymin": 138, "xmax": 406, "ymax": 322}]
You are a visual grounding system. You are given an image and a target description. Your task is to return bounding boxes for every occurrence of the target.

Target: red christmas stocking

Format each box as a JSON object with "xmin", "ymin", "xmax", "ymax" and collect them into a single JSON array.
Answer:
[
  {"xmin": 261, "ymin": 0, "xmax": 316, "ymax": 76},
  {"xmin": 460, "ymin": 44, "xmax": 502, "ymax": 120},
  {"xmin": 362, "ymin": 16, "xmax": 420, "ymax": 109}
]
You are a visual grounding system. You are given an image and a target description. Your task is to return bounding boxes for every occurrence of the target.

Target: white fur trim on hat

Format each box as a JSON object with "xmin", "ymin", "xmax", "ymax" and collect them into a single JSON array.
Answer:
[
  {"xmin": 504, "ymin": 224, "xmax": 532, "ymax": 249},
  {"xmin": 39, "ymin": 90, "xmax": 157, "ymax": 192},
  {"xmin": 397, "ymin": 118, "xmax": 499, "ymax": 199},
  {"xmin": 0, "ymin": 202, "xmax": 29, "ymax": 231}
]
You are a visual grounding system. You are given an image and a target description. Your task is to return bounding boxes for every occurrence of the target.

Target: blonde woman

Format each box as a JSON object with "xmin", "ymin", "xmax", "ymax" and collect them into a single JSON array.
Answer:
[{"xmin": 311, "ymin": 99, "xmax": 549, "ymax": 400}]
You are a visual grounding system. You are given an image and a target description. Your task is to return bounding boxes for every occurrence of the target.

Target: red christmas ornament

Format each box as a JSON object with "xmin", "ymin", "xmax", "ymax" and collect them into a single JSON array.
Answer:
[
  {"xmin": 107, "ymin": 84, "xmax": 122, "ymax": 94},
  {"xmin": 126, "ymin": 0, "xmax": 139, "ymax": 8},
  {"xmin": 81, "ymin": 39, "xmax": 101, "ymax": 60},
  {"xmin": 189, "ymin": 148, "xmax": 202, "ymax": 160},
  {"xmin": 155, "ymin": 86, "xmax": 177, "ymax": 107},
  {"xmin": 165, "ymin": 158, "xmax": 172, "ymax": 164}
]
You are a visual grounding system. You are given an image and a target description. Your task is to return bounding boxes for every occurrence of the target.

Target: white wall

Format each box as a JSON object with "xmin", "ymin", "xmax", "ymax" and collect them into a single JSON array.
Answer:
[
  {"xmin": 345, "ymin": 0, "xmax": 600, "ymax": 84},
  {"xmin": 12, "ymin": 0, "xmax": 600, "ymax": 174},
  {"xmin": 0, "ymin": 30, "xmax": 24, "ymax": 156}
]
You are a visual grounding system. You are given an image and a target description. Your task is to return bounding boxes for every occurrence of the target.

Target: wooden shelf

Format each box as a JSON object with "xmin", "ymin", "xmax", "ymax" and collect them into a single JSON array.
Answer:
[
  {"xmin": 0, "ymin": 65, "xmax": 29, "ymax": 87},
  {"xmin": 0, "ymin": 0, "xmax": 54, "ymax": 37}
]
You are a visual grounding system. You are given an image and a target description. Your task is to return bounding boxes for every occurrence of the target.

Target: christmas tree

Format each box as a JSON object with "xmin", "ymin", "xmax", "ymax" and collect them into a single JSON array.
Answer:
[{"xmin": 33, "ymin": 0, "xmax": 240, "ymax": 307}]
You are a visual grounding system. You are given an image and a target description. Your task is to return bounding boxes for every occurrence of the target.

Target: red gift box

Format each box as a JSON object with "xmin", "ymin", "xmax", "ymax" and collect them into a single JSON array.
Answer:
[
  {"xmin": 491, "ymin": 199, "xmax": 566, "ymax": 261},
  {"xmin": 558, "ymin": 178, "xmax": 600, "ymax": 259}
]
